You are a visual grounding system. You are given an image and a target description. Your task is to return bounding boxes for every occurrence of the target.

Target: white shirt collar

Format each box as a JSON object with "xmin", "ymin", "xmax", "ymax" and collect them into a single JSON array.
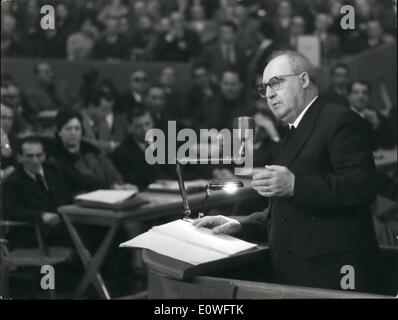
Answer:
[
  {"xmin": 24, "ymin": 166, "xmax": 45, "ymax": 180},
  {"xmin": 105, "ymin": 112, "xmax": 114, "ymax": 129},
  {"xmin": 133, "ymin": 92, "xmax": 142, "ymax": 103},
  {"xmin": 350, "ymin": 106, "xmax": 364, "ymax": 117},
  {"xmin": 289, "ymin": 96, "xmax": 318, "ymax": 129}
]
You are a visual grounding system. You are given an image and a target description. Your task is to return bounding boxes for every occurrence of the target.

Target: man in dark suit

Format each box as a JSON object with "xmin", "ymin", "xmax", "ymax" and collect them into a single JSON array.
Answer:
[
  {"xmin": 81, "ymin": 89, "xmax": 129, "ymax": 153},
  {"xmin": 153, "ymin": 11, "xmax": 201, "ymax": 62},
  {"xmin": 116, "ymin": 70, "xmax": 149, "ymax": 115},
  {"xmin": 321, "ymin": 63, "xmax": 350, "ymax": 107},
  {"xmin": 2, "ymin": 137, "xmax": 73, "ymax": 249},
  {"xmin": 112, "ymin": 108, "xmax": 174, "ymax": 190},
  {"xmin": 194, "ymin": 50, "xmax": 379, "ymax": 293},
  {"xmin": 197, "ymin": 69, "xmax": 249, "ymax": 131},
  {"xmin": 198, "ymin": 20, "xmax": 247, "ymax": 82},
  {"xmin": 348, "ymin": 81, "xmax": 395, "ymax": 150}
]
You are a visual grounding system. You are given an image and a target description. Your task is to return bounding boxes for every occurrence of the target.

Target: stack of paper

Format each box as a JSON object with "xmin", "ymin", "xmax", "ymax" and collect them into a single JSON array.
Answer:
[
  {"xmin": 120, "ymin": 219, "xmax": 257, "ymax": 265},
  {"xmin": 75, "ymin": 189, "xmax": 138, "ymax": 204}
]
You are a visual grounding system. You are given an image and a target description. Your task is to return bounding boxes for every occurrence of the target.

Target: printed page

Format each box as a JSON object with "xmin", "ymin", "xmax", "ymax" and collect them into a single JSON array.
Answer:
[
  {"xmin": 153, "ymin": 219, "xmax": 257, "ymax": 255},
  {"xmin": 75, "ymin": 190, "xmax": 137, "ymax": 204},
  {"xmin": 120, "ymin": 230, "xmax": 228, "ymax": 265},
  {"xmin": 120, "ymin": 219, "xmax": 257, "ymax": 264}
]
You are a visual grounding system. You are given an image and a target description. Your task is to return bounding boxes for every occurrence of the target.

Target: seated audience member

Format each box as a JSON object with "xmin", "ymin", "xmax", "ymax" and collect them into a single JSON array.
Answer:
[
  {"xmin": 1, "ymin": 104, "xmax": 18, "ymax": 180},
  {"xmin": 116, "ymin": 70, "xmax": 149, "ymax": 114},
  {"xmin": 97, "ymin": 0, "xmax": 130, "ymax": 26},
  {"xmin": 145, "ymin": 86, "xmax": 168, "ymax": 128},
  {"xmin": 1, "ymin": 83, "xmax": 34, "ymax": 135},
  {"xmin": 197, "ymin": 69, "xmax": 249, "ymax": 130},
  {"xmin": 50, "ymin": 110, "xmax": 135, "ymax": 191},
  {"xmin": 348, "ymin": 81, "xmax": 395, "ymax": 150},
  {"xmin": 234, "ymin": 3, "xmax": 262, "ymax": 58},
  {"xmin": 185, "ymin": 66, "xmax": 216, "ymax": 128},
  {"xmin": 2, "ymin": 137, "xmax": 73, "ymax": 249},
  {"xmin": 313, "ymin": 13, "xmax": 341, "ymax": 64},
  {"xmin": 1, "ymin": 13, "xmax": 25, "ymax": 57},
  {"xmin": 247, "ymin": 19, "xmax": 278, "ymax": 86},
  {"xmin": 321, "ymin": 63, "xmax": 350, "ymax": 107},
  {"xmin": 67, "ymin": 16, "xmax": 99, "ymax": 61},
  {"xmin": 26, "ymin": 62, "xmax": 75, "ymax": 113},
  {"xmin": 129, "ymin": 15, "xmax": 157, "ymax": 61},
  {"xmin": 92, "ymin": 18, "xmax": 130, "ymax": 61},
  {"xmin": 187, "ymin": 3, "xmax": 218, "ymax": 45},
  {"xmin": 284, "ymin": 15, "xmax": 307, "ymax": 51},
  {"xmin": 81, "ymin": 89, "xmax": 128, "ymax": 153},
  {"xmin": 345, "ymin": 19, "xmax": 395, "ymax": 54},
  {"xmin": 158, "ymin": 66, "xmax": 187, "ymax": 124},
  {"xmin": 112, "ymin": 108, "xmax": 174, "ymax": 189},
  {"xmin": 198, "ymin": 20, "xmax": 247, "ymax": 82},
  {"xmin": 153, "ymin": 11, "xmax": 202, "ymax": 62},
  {"xmin": 270, "ymin": 0, "xmax": 293, "ymax": 48}
]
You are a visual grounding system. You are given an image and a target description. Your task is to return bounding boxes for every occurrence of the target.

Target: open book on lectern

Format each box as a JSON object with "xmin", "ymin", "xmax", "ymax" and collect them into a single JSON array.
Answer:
[{"xmin": 119, "ymin": 219, "xmax": 257, "ymax": 265}]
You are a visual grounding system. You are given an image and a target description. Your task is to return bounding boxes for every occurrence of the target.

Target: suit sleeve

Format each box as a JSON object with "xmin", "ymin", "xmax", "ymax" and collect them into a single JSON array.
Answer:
[
  {"xmin": 235, "ymin": 210, "xmax": 269, "ymax": 243},
  {"xmin": 293, "ymin": 111, "xmax": 377, "ymax": 212},
  {"xmin": 2, "ymin": 179, "xmax": 43, "ymax": 223},
  {"xmin": 112, "ymin": 149, "xmax": 139, "ymax": 185},
  {"xmin": 101, "ymin": 154, "xmax": 124, "ymax": 185}
]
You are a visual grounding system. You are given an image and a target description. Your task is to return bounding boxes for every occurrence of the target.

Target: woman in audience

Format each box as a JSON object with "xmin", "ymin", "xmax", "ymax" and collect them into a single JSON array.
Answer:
[{"xmin": 50, "ymin": 109, "xmax": 136, "ymax": 191}]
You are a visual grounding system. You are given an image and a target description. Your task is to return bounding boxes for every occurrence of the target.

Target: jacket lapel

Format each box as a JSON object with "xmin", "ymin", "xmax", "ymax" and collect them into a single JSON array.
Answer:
[
  {"xmin": 268, "ymin": 98, "xmax": 324, "ymax": 211},
  {"xmin": 274, "ymin": 97, "xmax": 324, "ymax": 167},
  {"xmin": 20, "ymin": 168, "xmax": 52, "ymax": 202}
]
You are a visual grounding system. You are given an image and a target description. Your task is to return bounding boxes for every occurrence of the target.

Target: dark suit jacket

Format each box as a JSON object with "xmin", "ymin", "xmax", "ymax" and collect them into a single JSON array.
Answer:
[
  {"xmin": 112, "ymin": 135, "xmax": 175, "ymax": 189},
  {"xmin": 153, "ymin": 28, "xmax": 201, "ymax": 62},
  {"xmin": 115, "ymin": 91, "xmax": 143, "ymax": 115},
  {"xmin": 197, "ymin": 93, "xmax": 250, "ymax": 130},
  {"xmin": 239, "ymin": 98, "xmax": 379, "ymax": 292},
  {"xmin": 49, "ymin": 139, "xmax": 123, "ymax": 190},
  {"xmin": 2, "ymin": 163, "xmax": 74, "ymax": 248},
  {"xmin": 198, "ymin": 42, "xmax": 247, "ymax": 81},
  {"xmin": 81, "ymin": 110, "xmax": 129, "ymax": 153},
  {"xmin": 320, "ymin": 86, "xmax": 349, "ymax": 107}
]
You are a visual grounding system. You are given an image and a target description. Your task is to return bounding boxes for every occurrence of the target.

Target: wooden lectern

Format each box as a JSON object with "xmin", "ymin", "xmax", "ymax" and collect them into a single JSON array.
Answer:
[{"xmin": 142, "ymin": 245, "xmax": 398, "ymax": 299}]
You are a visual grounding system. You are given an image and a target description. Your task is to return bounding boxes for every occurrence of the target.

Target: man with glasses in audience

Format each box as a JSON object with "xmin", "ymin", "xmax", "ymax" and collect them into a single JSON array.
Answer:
[
  {"xmin": 195, "ymin": 50, "xmax": 379, "ymax": 293},
  {"xmin": 116, "ymin": 70, "xmax": 149, "ymax": 115}
]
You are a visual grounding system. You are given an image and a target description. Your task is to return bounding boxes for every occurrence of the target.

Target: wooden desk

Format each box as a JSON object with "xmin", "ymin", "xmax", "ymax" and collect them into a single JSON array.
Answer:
[
  {"xmin": 58, "ymin": 179, "xmax": 259, "ymax": 299},
  {"xmin": 143, "ymin": 246, "xmax": 397, "ymax": 299}
]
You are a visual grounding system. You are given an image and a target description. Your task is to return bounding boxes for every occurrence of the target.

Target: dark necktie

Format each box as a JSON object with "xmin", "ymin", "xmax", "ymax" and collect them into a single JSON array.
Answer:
[
  {"xmin": 282, "ymin": 126, "xmax": 295, "ymax": 147},
  {"xmin": 35, "ymin": 173, "xmax": 49, "ymax": 192}
]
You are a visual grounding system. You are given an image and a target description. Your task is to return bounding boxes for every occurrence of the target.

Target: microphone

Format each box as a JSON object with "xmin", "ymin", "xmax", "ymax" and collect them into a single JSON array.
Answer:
[{"xmin": 233, "ymin": 116, "xmax": 255, "ymax": 158}]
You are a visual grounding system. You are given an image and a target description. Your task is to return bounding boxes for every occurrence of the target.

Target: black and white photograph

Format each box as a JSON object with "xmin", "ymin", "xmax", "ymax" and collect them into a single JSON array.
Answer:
[{"xmin": 0, "ymin": 0, "xmax": 397, "ymax": 312}]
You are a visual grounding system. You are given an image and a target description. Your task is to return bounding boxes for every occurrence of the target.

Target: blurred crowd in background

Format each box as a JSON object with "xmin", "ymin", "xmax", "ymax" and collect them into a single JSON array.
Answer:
[
  {"xmin": 2, "ymin": 0, "xmax": 397, "ymax": 62},
  {"xmin": 1, "ymin": 0, "xmax": 397, "ymax": 187}
]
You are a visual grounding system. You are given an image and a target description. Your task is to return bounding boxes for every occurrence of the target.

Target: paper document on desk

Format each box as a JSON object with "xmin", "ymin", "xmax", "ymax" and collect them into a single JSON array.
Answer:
[
  {"xmin": 75, "ymin": 189, "xmax": 137, "ymax": 204},
  {"xmin": 120, "ymin": 219, "xmax": 257, "ymax": 265}
]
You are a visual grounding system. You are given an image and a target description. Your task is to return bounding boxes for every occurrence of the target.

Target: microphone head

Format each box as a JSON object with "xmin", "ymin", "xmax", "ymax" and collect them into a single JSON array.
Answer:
[{"xmin": 233, "ymin": 116, "xmax": 255, "ymax": 139}]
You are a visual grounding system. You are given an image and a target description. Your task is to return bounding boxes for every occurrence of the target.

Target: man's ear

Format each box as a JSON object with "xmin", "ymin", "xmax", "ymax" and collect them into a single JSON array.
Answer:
[{"xmin": 301, "ymin": 72, "xmax": 310, "ymax": 89}]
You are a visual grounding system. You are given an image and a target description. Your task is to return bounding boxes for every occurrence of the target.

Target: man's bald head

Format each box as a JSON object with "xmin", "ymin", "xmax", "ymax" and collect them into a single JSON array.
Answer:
[
  {"xmin": 268, "ymin": 50, "xmax": 316, "ymax": 83},
  {"xmin": 261, "ymin": 50, "xmax": 318, "ymax": 124}
]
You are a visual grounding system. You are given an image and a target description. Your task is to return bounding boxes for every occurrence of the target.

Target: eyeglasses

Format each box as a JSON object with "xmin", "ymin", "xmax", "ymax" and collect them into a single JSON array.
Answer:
[{"xmin": 258, "ymin": 73, "xmax": 303, "ymax": 98}]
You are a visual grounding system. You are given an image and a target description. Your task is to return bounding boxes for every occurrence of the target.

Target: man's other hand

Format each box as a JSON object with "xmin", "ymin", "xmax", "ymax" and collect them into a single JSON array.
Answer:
[
  {"xmin": 193, "ymin": 215, "xmax": 242, "ymax": 235},
  {"xmin": 252, "ymin": 165, "xmax": 295, "ymax": 197}
]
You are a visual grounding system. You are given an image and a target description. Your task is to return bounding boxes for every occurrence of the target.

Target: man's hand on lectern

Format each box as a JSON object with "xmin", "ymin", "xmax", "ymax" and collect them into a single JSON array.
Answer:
[{"xmin": 193, "ymin": 215, "xmax": 242, "ymax": 235}]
